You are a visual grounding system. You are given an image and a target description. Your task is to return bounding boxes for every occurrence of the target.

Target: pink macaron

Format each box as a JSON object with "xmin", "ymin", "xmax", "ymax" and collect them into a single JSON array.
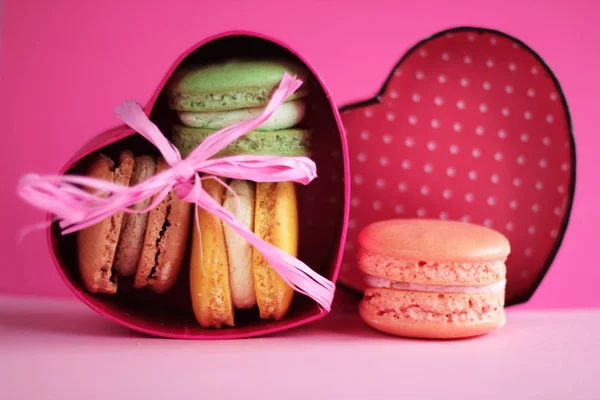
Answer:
[{"xmin": 358, "ymin": 219, "xmax": 510, "ymax": 339}]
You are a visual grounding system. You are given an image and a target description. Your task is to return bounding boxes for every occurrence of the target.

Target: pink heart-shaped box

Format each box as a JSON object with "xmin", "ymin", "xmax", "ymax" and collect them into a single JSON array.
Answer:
[
  {"xmin": 338, "ymin": 27, "xmax": 575, "ymax": 306},
  {"xmin": 48, "ymin": 31, "xmax": 350, "ymax": 339}
]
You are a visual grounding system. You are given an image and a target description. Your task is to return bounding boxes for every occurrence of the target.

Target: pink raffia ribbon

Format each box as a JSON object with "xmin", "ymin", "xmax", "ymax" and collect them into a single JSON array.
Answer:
[{"xmin": 17, "ymin": 73, "xmax": 335, "ymax": 312}]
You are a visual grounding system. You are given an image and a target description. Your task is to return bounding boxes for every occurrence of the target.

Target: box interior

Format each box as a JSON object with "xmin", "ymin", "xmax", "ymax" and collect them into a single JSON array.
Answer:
[{"xmin": 51, "ymin": 35, "xmax": 346, "ymax": 338}]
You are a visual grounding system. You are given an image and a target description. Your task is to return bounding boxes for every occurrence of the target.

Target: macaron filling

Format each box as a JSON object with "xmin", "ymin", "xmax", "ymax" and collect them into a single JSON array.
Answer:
[
  {"xmin": 178, "ymin": 98, "xmax": 306, "ymax": 131},
  {"xmin": 364, "ymin": 274, "xmax": 506, "ymax": 294},
  {"xmin": 222, "ymin": 180, "xmax": 257, "ymax": 310}
]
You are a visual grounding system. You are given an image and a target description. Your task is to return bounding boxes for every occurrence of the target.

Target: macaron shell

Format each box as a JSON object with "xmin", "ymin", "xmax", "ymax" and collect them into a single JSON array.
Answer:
[
  {"xmin": 76, "ymin": 151, "xmax": 134, "ymax": 294},
  {"xmin": 178, "ymin": 98, "xmax": 306, "ymax": 131},
  {"xmin": 222, "ymin": 180, "xmax": 257, "ymax": 310},
  {"xmin": 113, "ymin": 154, "xmax": 157, "ymax": 276},
  {"xmin": 359, "ymin": 288, "xmax": 505, "ymax": 339},
  {"xmin": 253, "ymin": 181, "xmax": 298, "ymax": 321},
  {"xmin": 167, "ymin": 58, "xmax": 310, "ymax": 112},
  {"xmin": 359, "ymin": 219, "xmax": 510, "ymax": 263},
  {"xmin": 134, "ymin": 157, "xmax": 192, "ymax": 293},
  {"xmin": 173, "ymin": 125, "xmax": 311, "ymax": 159},
  {"xmin": 358, "ymin": 249, "xmax": 506, "ymax": 286},
  {"xmin": 190, "ymin": 178, "xmax": 234, "ymax": 328}
]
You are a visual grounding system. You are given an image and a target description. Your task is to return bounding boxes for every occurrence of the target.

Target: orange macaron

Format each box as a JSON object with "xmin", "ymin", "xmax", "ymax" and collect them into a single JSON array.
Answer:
[{"xmin": 357, "ymin": 219, "xmax": 510, "ymax": 339}]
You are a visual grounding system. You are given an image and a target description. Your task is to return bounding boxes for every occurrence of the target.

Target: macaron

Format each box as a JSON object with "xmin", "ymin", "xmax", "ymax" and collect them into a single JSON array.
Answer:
[
  {"xmin": 76, "ymin": 150, "xmax": 135, "ymax": 294},
  {"xmin": 113, "ymin": 154, "xmax": 157, "ymax": 276},
  {"xmin": 133, "ymin": 156, "xmax": 193, "ymax": 293},
  {"xmin": 190, "ymin": 178, "xmax": 235, "ymax": 328},
  {"xmin": 172, "ymin": 125, "xmax": 311, "ymax": 158},
  {"xmin": 253, "ymin": 181, "xmax": 298, "ymax": 321},
  {"xmin": 357, "ymin": 219, "xmax": 510, "ymax": 339},
  {"xmin": 166, "ymin": 58, "xmax": 310, "ymax": 112}
]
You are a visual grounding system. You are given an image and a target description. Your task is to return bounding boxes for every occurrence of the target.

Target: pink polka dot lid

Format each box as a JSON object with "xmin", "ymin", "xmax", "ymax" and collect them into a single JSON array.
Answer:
[{"xmin": 339, "ymin": 27, "xmax": 574, "ymax": 306}]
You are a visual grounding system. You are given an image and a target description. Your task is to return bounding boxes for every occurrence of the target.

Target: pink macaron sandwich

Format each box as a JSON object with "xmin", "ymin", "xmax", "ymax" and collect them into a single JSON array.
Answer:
[{"xmin": 357, "ymin": 218, "xmax": 510, "ymax": 339}]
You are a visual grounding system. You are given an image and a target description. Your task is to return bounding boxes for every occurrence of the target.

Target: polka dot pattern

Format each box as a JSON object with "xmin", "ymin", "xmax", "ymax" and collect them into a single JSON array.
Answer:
[{"xmin": 339, "ymin": 30, "xmax": 573, "ymax": 305}]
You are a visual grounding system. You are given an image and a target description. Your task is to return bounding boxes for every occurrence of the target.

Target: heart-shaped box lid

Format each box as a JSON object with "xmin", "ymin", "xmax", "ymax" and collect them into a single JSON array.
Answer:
[
  {"xmin": 46, "ymin": 31, "xmax": 350, "ymax": 339},
  {"xmin": 338, "ymin": 27, "xmax": 575, "ymax": 306}
]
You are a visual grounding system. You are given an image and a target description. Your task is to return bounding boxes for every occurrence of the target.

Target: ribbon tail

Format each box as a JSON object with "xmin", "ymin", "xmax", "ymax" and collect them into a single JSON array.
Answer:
[
  {"xmin": 17, "ymin": 218, "xmax": 57, "ymax": 244},
  {"xmin": 193, "ymin": 189, "xmax": 335, "ymax": 312},
  {"xmin": 114, "ymin": 100, "xmax": 183, "ymax": 167},
  {"xmin": 16, "ymin": 171, "xmax": 175, "ymax": 236}
]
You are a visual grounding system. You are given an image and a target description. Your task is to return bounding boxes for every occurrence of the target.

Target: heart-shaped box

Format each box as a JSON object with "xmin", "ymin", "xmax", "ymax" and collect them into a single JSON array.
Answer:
[
  {"xmin": 48, "ymin": 31, "xmax": 349, "ymax": 339},
  {"xmin": 338, "ymin": 27, "xmax": 575, "ymax": 306}
]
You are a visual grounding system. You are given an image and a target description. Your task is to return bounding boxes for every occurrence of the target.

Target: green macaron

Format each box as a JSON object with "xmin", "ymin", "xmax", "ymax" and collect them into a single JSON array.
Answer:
[
  {"xmin": 172, "ymin": 124, "xmax": 312, "ymax": 159},
  {"xmin": 166, "ymin": 58, "xmax": 310, "ymax": 112}
]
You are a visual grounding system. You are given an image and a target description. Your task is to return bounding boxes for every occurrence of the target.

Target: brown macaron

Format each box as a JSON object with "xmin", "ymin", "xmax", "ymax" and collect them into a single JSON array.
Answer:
[
  {"xmin": 76, "ymin": 150, "xmax": 135, "ymax": 294},
  {"xmin": 134, "ymin": 156, "xmax": 193, "ymax": 293},
  {"xmin": 113, "ymin": 155, "xmax": 157, "ymax": 276}
]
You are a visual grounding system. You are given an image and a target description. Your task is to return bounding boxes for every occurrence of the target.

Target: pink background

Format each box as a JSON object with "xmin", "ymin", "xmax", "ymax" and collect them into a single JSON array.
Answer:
[{"xmin": 1, "ymin": 0, "xmax": 599, "ymax": 308}]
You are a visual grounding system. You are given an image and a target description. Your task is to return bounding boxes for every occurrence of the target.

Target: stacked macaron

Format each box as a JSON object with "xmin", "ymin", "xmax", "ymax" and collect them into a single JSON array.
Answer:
[
  {"xmin": 168, "ymin": 58, "xmax": 311, "ymax": 159},
  {"xmin": 77, "ymin": 151, "xmax": 192, "ymax": 295},
  {"xmin": 357, "ymin": 219, "xmax": 510, "ymax": 339},
  {"xmin": 166, "ymin": 58, "xmax": 312, "ymax": 328},
  {"xmin": 75, "ymin": 58, "xmax": 312, "ymax": 329}
]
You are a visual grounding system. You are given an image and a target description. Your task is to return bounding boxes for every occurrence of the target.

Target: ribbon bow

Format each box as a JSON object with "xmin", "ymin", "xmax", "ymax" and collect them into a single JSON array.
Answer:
[{"xmin": 17, "ymin": 73, "xmax": 335, "ymax": 311}]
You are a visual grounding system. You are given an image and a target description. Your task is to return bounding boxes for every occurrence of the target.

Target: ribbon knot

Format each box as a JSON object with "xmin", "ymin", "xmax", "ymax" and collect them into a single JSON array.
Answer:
[
  {"xmin": 16, "ymin": 73, "xmax": 336, "ymax": 313},
  {"xmin": 170, "ymin": 159, "xmax": 198, "ymax": 183}
]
